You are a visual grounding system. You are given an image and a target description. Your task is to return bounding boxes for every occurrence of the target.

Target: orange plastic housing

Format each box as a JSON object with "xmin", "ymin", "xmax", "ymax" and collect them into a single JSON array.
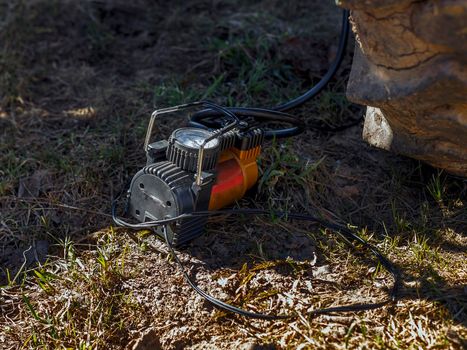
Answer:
[{"xmin": 208, "ymin": 146, "xmax": 261, "ymax": 210}]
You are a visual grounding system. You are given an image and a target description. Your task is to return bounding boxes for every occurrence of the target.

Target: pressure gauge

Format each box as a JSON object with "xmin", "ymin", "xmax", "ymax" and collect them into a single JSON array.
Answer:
[
  {"xmin": 167, "ymin": 127, "xmax": 221, "ymax": 172},
  {"xmin": 171, "ymin": 128, "xmax": 219, "ymax": 149}
]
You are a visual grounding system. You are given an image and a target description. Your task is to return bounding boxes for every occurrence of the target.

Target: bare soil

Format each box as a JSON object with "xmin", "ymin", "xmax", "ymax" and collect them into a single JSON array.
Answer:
[{"xmin": 0, "ymin": 1, "xmax": 465, "ymax": 349}]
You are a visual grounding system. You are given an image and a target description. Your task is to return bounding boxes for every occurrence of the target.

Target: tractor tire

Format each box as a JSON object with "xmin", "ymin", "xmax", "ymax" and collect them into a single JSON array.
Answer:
[{"xmin": 339, "ymin": 0, "xmax": 467, "ymax": 176}]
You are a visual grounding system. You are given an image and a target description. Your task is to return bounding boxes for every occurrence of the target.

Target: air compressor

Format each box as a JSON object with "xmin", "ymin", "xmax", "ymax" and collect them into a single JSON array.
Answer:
[
  {"xmin": 112, "ymin": 101, "xmax": 398, "ymax": 319},
  {"xmin": 112, "ymin": 9, "xmax": 399, "ymax": 319},
  {"xmin": 125, "ymin": 101, "xmax": 304, "ymax": 246}
]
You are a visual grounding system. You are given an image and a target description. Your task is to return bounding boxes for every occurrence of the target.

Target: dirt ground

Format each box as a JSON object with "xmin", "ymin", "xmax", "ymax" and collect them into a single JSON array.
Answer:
[{"xmin": 0, "ymin": 0, "xmax": 466, "ymax": 349}]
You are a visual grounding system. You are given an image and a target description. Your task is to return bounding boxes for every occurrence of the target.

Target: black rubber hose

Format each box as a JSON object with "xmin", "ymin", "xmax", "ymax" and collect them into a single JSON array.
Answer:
[
  {"xmin": 112, "ymin": 196, "xmax": 400, "ymax": 320},
  {"xmin": 273, "ymin": 9, "xmax": 350, "ymax": 111},
  {"xmin": 189, "ymin": 107, "xmax": 305, "ymax": 139},
  {"xmin": 188, "ymin": 9, "xmax": 350, "ymax": 138}
]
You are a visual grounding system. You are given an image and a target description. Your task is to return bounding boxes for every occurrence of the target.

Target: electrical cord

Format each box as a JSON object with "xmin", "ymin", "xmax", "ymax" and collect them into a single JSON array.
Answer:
[
  {"xmin": 188, "ymin": 9, "xmax": 355, "ymax": 136},
  {"xmin": 189, "ymin": 107, "xmax": 305, "ymax": 139},
  {"xmin": 273, "ymin": 9, "xmax": 350, "ymax": 112},
  {"xmin": 111, "ymin": 7, "xmax": 390, "ymax": 320},
  {"xmin": 112, "ymin": 199, "xmax": 401, "ymax": 320}
]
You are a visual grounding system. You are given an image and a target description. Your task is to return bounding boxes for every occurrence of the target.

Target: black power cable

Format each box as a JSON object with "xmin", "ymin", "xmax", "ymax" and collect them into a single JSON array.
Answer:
[
  {"xmin": 112, "ymin": 8, "xmax": 391, "ymax": 320},
  {"xmin": 112, "ymin": 200, "xmax": 401, "ymax": 320},
  {"xmin": 189, "ymin": 107, "xmax": 305, "ymax": 139},
  {"xmin": 189, "ymin": 9, "xmax": 354, "ymax": 137},
  {"xmin": 273, "ymin": 9, "xmax": 350, "ymax": 112}
]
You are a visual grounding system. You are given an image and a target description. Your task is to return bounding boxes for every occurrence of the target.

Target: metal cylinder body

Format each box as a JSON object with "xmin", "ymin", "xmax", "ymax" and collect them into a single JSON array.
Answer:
[{"xmin": 208, "ymin": 147, "xmax": 260, "ymax": 210}]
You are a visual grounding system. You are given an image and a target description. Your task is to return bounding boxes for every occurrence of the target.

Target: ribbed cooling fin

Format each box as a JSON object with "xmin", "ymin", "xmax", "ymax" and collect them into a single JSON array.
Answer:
[
  {"xmin": 235, "ymin": 128, "xmax": 264, "ymax": 150},
  {"xmin": 219, "ymin": 130, "xmax": 236, "ymax": 151},
  {"xmin": 137, "ymin": 159, "xmax": 214, "ymax": 247},
  {"xmin": 173, "ymin": 216, "xmax": 209, "ymax": 246}
]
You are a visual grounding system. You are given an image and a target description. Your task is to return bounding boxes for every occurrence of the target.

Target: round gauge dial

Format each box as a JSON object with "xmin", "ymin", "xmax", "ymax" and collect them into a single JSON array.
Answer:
[
  {"xmin": 167, "ymin": 127, "xmax": 221, "ymax": 172},
  {"xmin": 172, "ymin": 128, "xmax": 218, "ymax": 149}
]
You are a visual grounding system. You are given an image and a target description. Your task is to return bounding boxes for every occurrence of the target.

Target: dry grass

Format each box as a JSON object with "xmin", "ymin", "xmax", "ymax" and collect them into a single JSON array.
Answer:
[{"xmin": 0, "ymin": 0, "xmax": 466, "ymax": 349}]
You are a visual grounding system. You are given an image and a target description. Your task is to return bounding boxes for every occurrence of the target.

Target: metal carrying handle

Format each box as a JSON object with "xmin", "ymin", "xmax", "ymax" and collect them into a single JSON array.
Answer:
[
  {"xmin": 144, "ymin": 102, "xmax": 203, "ymax": 153},
  {"xmin": 143, "ymin": 101, "xmax": 238, "ymax": 186},
  {"xmin": 194, "ymin": 120, "xmax": 237, "ymax": 186}
]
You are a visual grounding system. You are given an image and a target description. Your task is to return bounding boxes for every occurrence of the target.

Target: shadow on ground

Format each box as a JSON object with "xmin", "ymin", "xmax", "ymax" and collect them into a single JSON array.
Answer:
[{"xmin": 1, "ymin": 0, "xmax": 465, "ymax": 348}]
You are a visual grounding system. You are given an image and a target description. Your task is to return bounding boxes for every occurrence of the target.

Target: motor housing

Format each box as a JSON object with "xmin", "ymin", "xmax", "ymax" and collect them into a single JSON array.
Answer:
[{"xmin": 127, "ymin": 126, "xmax": 263, "ymax": 246}]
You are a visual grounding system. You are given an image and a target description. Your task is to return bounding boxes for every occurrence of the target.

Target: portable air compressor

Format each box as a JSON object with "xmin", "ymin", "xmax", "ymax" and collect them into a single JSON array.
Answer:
[
  {"xmin": 124, "ymin": 101, "xmax": 303, "ymax": 246},
  {"xmin": 112, "ymin": 9, "xmax": 399, "ymax": 319},
  {"xmin": 114, "ymin": 100, "xmax": 399, "ymax": 319}
]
